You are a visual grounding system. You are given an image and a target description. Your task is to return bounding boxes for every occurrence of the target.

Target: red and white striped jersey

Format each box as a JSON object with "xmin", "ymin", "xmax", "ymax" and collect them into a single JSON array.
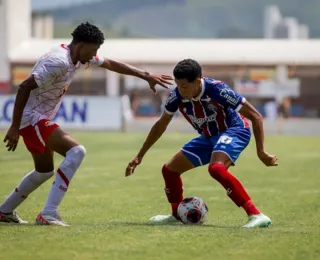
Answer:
[{"xmin": 165, "ymin": 78, "xmax": 250, "ymax": 137}]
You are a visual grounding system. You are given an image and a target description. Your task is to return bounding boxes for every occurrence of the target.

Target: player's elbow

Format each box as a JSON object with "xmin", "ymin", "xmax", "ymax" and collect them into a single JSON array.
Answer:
[{"xmin": 248, "ymin": 111, "xmax": 263, "ymax": 123}]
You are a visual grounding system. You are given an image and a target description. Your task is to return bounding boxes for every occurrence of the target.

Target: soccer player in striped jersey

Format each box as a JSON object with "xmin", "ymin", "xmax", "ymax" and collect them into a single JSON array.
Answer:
[{"xmin": 126, "ymin": 59, "xmax": 278, "ymax": 228}]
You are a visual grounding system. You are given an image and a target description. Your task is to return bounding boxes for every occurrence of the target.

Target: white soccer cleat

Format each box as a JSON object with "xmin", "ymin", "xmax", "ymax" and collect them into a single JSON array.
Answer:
[
  {"xmin": 149, "ymin": 214, "xmax": 180, "ymax": 223},
  {"xmin": 0, "ymin": 211, "xmax": 28, "ymax": 224},
  {"xmin": 36, "ymin": 212, "xmax": 69, "ymax": 227},
  {"xmin": 241, "ymin": 213, "xmax": 272, "ymax": 228}
]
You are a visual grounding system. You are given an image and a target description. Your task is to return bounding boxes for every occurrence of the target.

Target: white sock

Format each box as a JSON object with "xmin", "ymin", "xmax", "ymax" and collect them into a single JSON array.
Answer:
[
  {"xmin": 42, "ymin": 145, "xmax": 86, "ymax": 213},
  {"xmin": 0, "ymin": 170, "xmax": 54, "ymax": 213}
]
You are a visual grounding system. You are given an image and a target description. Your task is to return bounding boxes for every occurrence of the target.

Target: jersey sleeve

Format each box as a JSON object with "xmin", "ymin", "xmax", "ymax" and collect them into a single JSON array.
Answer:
[
  {"xmin": 32, "ymin": 58, "xmax": 66, "ymax": 88},
  {"xmin": 208, "ymin": 81, "xmax": 246, "ymax": 111},
  {"xmin": 164, "ymin": 90, "xmax": 179, "ymax": 115},
  {"xmin": 88, "ymin": 56, "xmax": 105, "ymax": 67}
]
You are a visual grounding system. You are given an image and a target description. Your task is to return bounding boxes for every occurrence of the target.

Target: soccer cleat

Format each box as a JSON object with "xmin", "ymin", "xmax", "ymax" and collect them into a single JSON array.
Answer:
[
  {"xmin": 36, "ymin": 212, "xmax": 69, "ymax": 227},
  {"xmin": 149, "ymin": 214, "xmax": 180, "ymax": 223},
  {"xmin": 241, "ymin": 213, "xmax": 272, "ymax": 228},
  {"xmin": 0, "ymin": 211, "xmax": 28, "ymax": 224}
]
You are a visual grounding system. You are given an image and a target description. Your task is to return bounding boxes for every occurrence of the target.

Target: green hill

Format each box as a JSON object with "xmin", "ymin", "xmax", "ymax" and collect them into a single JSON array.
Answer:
[{"xmin": 48, "ymin": 0, "xmax": 320, "ymax": 38}]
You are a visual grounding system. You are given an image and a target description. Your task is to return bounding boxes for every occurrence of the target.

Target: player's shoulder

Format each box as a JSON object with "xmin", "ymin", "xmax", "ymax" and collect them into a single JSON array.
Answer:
[
  {"xmin": 203, "ymin": 77, "xmax": 229, "ymax": 94},
  {"xmin": 168, "ymin": 87, "xmax": 182, "ymax": 101},
  {"xmin": 38, "ymin": 44, "xmax": 70, "ymax": 67},
  {"xmin": 203, "ymin": 77, "xmax": 226, "ymax": 89},
  {"xmin": 166, "ymin": 87, "xmax": 182, "ymax": 103}
]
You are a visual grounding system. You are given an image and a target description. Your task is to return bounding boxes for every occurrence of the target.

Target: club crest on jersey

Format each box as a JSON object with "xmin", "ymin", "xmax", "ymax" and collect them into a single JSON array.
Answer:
[{"xmin": 207, "ymin": 103, "xmax": 217, "ymax": 112}]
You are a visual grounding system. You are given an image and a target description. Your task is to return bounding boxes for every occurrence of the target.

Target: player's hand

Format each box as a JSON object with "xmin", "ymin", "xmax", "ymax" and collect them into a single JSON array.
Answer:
[
  {"xmin": 146, "ymin": 74, "xmax": 173, "ymax": 93},
  {"xmin": 3, "ymin": 125, "xmax": 20, "ymax": 152},
  {"xmin": 257, "ymin": 151, "xmax": 278, "ymax": 166},
  {"xmin": 125, "ymin": 156, "xmax": 142, "ymax": 177}
]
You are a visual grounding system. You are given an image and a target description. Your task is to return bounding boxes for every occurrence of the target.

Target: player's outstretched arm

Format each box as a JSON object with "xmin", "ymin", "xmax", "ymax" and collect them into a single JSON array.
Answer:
[
  {"xmin": 100, "ymin": 59, "xmax": 173, "ymax": 93},
  {"xmin": 125, "ymin": 112, "xmax": 173, "ymax": 177},
  {"xmin": 3, "ymin": 76, "xmax": 38, "ymax": 152},
  {"xmin": 239, "ymin": 101, "xmax": 278, "ymax": 167}
]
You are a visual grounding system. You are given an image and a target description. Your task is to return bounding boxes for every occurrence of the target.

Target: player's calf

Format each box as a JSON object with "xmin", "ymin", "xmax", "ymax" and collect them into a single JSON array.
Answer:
[
  {"xmin": 42, "ymin": 145, "xmax": 86, "ymax": 214},
  {"xmin": 0, "ymin": 170, "xmax": 54, "ymax": 214},
  {"xmin": 162, "ymin": 164, "xmax": 183, "ymax": 219},
  {"xmin": 208, "ymin": 163, "xmax": 261, "ymax": 216}
]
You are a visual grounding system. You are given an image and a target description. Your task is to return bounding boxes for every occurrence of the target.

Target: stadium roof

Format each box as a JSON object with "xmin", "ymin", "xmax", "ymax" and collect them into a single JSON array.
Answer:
[{"xmin": 9, "ymin": 38, "xmax": 320, "ymax": 66}]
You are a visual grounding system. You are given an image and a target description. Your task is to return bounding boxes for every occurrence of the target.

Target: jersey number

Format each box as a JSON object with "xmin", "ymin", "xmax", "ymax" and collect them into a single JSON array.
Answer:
[{"xmin": 217, "ymin": 135, "xmax": 233, "ymax": 144}]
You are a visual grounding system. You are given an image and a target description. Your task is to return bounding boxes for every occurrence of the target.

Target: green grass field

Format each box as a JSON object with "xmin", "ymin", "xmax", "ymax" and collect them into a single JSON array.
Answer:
[{"xmin": 0, "ymin": 132, "xmax": 319, "ymax": 260}]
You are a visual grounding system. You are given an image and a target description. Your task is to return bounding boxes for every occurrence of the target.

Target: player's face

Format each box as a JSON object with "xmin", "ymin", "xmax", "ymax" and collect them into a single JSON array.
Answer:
[
  {"xmin": 175, "ymin": 78, "xmax": 201, "ymax": 100},
  {"xmin": 78, "ymin": 43, "xmax": 100, "ymax": 64}
]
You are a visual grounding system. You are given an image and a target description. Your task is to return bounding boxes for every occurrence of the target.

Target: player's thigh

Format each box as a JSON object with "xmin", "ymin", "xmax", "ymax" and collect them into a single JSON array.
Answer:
[
  {"xmin": 32, "ymin": 148, "xmax": 54, "ymax": 173},
  {"xmin": 210, "ymin": 127, "xmax": 251, "ymax": 167},
  {"xmin": 210, "ymin": 152, "xmax": 233, "ymax": 168},
  {"xmin": 167, "ymin": 135, "xmax": 213, "ymax": 173},
  {"xmin": 166, "ymin": 150, "xmax": 195, "ymax": 174},
  {"xmin": 46, "ymin": 127, "xmax": 80, "ymax": 157}
]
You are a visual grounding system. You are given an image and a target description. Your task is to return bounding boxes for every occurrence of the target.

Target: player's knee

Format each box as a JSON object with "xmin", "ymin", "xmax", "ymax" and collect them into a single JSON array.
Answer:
[
  {"xmin": 30, "ymin": 170, "xmax": 54, "ymax": 184},
  {"xmin": 42, "ymin": 170, "xmax": 55, "ymax": 180},
  {"xmin": 76, "ymin": 145, "xmax": 87, "ymax": 159},
  {"xmin": 66, "ymin": 145, "xmax": 86, "ymax": 167},
  {"xmin": 75, "ymin": 145, "xmax": 86, "ymax": 164},
  {"xmin": 162, "ymin": 164, "xmax": 170, "ymax": 177},
  {"xmin": 208, "ymin": 163, "xmax": 227, "ymax": 179},
  {"xmin": 162, "ymin": 164, "xmax": 178, "ymax": 177}
]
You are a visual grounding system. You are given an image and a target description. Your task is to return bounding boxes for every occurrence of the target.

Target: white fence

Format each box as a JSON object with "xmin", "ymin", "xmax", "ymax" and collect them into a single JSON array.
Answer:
[
  {"xmin": 2, "ymin": 95, "xmax": 320, "ymax": 135},
  {"xmin": 0, "ymin": 95, "xmax": 123, "ymax": 131},
  {"xmin": 126, "ymin": 117, "xmax": 320, "ymax": 135}
]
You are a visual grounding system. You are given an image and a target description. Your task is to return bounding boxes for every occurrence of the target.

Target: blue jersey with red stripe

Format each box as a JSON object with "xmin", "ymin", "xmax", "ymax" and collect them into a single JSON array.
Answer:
[{"xmin": 165, "ymin": 77, "xmax": 250, "ymax": 137}]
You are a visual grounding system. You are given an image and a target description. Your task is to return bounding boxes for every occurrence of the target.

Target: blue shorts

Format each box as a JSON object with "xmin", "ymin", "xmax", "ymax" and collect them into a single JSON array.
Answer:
[{"xmin": 181, "ymin": 127, "xmax": 251, "ymax": 167}]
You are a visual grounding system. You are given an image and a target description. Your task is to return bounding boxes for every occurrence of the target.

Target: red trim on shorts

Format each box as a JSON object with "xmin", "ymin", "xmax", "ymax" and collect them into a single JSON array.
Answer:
[
  {"xmin": 240, "ymin": 115, "xmax": 250, "ymax": 128},
  {"xmin": 19, "ymin": 119, "xmax": 59, "ymax": 154}
]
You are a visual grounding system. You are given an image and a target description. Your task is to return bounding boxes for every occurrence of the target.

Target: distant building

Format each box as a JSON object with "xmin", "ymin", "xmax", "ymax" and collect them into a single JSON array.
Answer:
[{"xmin": 264, "ymin": 5, "xmax": 309, "ymax": 39}]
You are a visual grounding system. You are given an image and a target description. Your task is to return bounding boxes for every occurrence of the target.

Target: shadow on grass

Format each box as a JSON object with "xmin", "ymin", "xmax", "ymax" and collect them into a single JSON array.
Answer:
[
  {"xmin": 81, "ymin": 221, "xmax": 241, "ymax": 229},
  {"xmin": 0, "ymin": 221, "xmax": 240, "ymax": 229}
]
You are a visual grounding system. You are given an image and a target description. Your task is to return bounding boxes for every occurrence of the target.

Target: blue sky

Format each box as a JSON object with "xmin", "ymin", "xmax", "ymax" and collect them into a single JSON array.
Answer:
[{"xmin": 31, "ymin": 0, "xmax": 101, "ymax": 10}]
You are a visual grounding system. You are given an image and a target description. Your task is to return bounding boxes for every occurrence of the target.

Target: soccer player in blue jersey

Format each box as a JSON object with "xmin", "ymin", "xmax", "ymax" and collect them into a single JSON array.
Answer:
[{"xmin": 126, "ymin": 59, "xmax": 278, "ymax": 228}]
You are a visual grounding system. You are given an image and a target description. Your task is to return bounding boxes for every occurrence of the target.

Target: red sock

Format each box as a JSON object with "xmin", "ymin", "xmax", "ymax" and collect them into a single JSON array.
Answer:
[
  {"xmin": 208, "ymin": 163, "xmax": 260, "ymax": 215},
  {"xmin": 242, "ymin": 200, "xmax": 260, "ymax": 215},
  {"xmin": 162, "ymin": 164, "xmax": 183, "ymax": 218}
]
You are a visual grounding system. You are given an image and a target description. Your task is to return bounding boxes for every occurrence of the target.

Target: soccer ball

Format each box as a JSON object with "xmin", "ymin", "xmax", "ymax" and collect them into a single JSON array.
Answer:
[{"xmin": 177, "ymin": 196, "xmax": 208, "ymax": 224}]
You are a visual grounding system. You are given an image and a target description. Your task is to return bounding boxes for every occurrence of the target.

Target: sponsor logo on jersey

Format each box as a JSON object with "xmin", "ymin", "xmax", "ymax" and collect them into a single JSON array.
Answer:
[
  {"xmin": 220, "ymin": 89, "xmax": 239, "ymax": 106},
  {"xmin": 188, "ymin": 114, "xmax": 217, "ymax": 128}
]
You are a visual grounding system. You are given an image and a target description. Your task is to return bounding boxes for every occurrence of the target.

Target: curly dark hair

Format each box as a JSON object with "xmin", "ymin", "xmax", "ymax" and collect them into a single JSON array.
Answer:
[
  {"xmin": 173, "ymin": 59, "xmax": 202, "ymax": 82},
  {"xmin": 71, "ymin": 22, "xmax": 105, "ymax": 45}
]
